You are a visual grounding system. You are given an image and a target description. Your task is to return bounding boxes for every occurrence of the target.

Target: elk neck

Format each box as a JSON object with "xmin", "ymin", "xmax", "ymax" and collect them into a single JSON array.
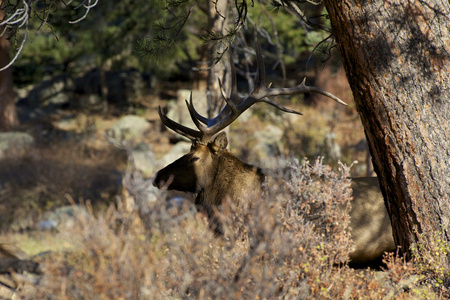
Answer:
[{"xmin": 196, "ymin": 151, "xmax": 266, "ymax": 207}]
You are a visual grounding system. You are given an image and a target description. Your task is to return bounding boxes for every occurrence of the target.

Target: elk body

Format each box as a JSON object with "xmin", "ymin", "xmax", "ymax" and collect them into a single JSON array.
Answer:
[
  {"xmin": 154, "ymin": 139, "xmax": 395, "ymax": 263},
  {"xmin": 153, "ymin": 43, "xmax": 395, "ymax": 263},
  {"xmin": 154, "ymin": 132, "xmax": 265, "ymax": 232}
]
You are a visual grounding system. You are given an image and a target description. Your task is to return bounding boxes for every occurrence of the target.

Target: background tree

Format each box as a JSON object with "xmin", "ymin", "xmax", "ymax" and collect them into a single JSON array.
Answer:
[
  {"xmin": 322, "ymin": 0, "xmax": 450, "ymax": 259},
  {"xmin": 140, "ymin": 0, "xmax": 316, "ymax": 117},
  {"xmin": 0, "ymin": 9, "xmax": 18, "ymax": 130},
  {"xmin": 0, "ymin": 0, "xmax": 98, "ymax": 129},
  {"xmin": 0, "ymin": 0, "xmax": 170, "ymax": 126}
]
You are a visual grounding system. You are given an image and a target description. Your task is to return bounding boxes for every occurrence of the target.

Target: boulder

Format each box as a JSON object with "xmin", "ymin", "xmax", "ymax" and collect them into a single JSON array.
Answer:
[
  {"xmin": 130, "ymin": 142, "xmax": 158, "ymax": 176},
  {"xmin": 160, "ymin": 142, "xmax": 191, "ymax": 167},
  {"xmin": 107, "ymin": 115, "xmax": 150, "ymax": 142},
  {"xmin": 0, "ymin": 132, "xmax": 34, "ymax": 158},
  {"xmin": 26, "ymin": 74, "xmax": 75, "ymax": 108},
  {"xmin": 74, "ymin": 69, "xmax": 148, "ymax": 106},
  {"xmin": 252, "ymin": 124, "xmax": 284, "ymax": 168}
]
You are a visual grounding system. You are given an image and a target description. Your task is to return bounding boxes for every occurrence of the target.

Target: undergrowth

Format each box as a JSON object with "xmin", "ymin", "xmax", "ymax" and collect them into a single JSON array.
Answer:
[{"xmin": 7, "ymin": 159, "xmax": 447, "ymax": 299}]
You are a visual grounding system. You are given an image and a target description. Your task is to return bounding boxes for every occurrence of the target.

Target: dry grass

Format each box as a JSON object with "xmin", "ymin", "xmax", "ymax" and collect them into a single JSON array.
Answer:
[
  {"xmin": 4, "ymin": 158, "xmax": 446, "ymax": 299},
  {"xmin": 0, "ymin": 136, "xmax": 126, "ymax": 231}
]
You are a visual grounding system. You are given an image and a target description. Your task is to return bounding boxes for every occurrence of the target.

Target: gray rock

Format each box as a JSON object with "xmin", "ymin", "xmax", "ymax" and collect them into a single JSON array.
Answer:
[
  {"xmin": 160, "ymin": 142, "xmax": 191, "ymax": 167},
  {"xmin": 0, "ymin": 132, "xmax": 34, "ymax": 158},
  {"xmin": 120, "ymin": 169, "xmax": 160, "ymax": 214},
  {"xmin": 77, "ymin": 94, "xmax": 104, "ymax": 110},
  {"xmin": 40, "ymin": 205, "xmax": 90, "ymax": 230},
  {"xmin": 74, "ymin": 69, "xmax": 148, "ymax": 105},
  {"xmin": 130, "ymin": 142, "xmax": 158, "ymax": 176},
  {"xmin": 35, "ymin": 220, "xmax": 58, "ymax": 231},
  {"xmin": 26, "ymin": 74, "xmax": 75, "ymax": 108},
  {"xmin": 322, "ymin": 132, "xmax": 341, "ymax": 161},
  {"xmin": 252, "ymin": 124, "xmax": 284, "ymax": 168},
  {"xmin": 107, "ymin": 115, "xmax": 150, "ymax": 142}
]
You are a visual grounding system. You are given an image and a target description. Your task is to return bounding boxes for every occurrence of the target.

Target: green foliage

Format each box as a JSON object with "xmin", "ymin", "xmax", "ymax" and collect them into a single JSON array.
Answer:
[
  {"xmin": 8, "ymin": 0, "xmax": 336, "ymax": 86},
  {"xmin": 139, "ymin": 0, "xmax": 333, "ymax": 70},
  {"xmin": 13, "ymin": 0, "xmax": 169, "ymax": 85},
  {"xmin": 247, "ymin": 2, "xmax": 308, "ymax": 53},
  {"xmin": 138, "ymin": 0, "xmax": 208, "ymax": 65}
]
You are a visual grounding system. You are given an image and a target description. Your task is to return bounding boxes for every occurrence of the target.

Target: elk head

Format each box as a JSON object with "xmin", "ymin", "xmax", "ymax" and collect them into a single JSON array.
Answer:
[
  {"xmin": 153, "ymin": 42, "xmax": 347, "ymax": 204},
  {"xmin": 153, "ymin": 132, "xmax": 229, "ymax": 194}
]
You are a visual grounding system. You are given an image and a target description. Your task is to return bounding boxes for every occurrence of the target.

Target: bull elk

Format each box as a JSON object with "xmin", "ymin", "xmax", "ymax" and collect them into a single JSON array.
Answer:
[{"xmin": 153, "ymin": 44, "xmax": 395, "ymax": 264}]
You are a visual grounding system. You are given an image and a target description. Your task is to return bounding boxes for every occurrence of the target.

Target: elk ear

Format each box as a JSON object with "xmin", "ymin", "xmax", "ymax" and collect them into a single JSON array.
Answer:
[{"xmin": 211, "ymin": 132, "xmax": 228, "ymax": 154}]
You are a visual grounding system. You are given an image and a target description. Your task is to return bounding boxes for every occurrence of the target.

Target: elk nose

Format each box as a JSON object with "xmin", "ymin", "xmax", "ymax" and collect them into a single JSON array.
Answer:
[{"xmin": 153, "ymin": 172, "xmax": 162, "ymax": 188}]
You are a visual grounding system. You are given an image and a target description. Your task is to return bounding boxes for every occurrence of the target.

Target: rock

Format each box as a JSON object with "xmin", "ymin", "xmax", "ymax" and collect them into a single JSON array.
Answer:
[
  {"xmin": 252, "ymin": 124, "xmax": 284, "ymax": 168},
  {"xmin": 107, "ymin": 115, "xmax": 150, "ymax": 142},
  {"xmin": 322, "ymin": 132, "xmax": 341, "ymax": 161},
  {"xmin": 35, "ymin": 220, "xmax": 58, "ymax": 231},
  {"xmin": 0, "ymin": 132, "xmax": 34, "ymax": 158},
  {"xmin": 26, "ymin": 74, "xmax": 75, "ymax": 108},
  {"xmin": 130, "ymin": 142, "xmax": 158, "ymax": 176},
  {"xmin": 74, "ymin": 69, "xmax": 148, "ymax": 106},
  {"xmin": 52, "ymin": 115, "xmax": 79, "ymax": 131},
  {"xmin": 160, "ymin": 142, "xmax": 191, "ymax": 167},
  {"xmin": 39, "ymin": 205, "xmax": 90, "ymax": 230},
  {"xmin": 77, "ymin": 94, "xmax": 104, "ymax": 110},
  {"xmin": 120, "ymin": 169, "xmax": 160, "ymax": 214}
]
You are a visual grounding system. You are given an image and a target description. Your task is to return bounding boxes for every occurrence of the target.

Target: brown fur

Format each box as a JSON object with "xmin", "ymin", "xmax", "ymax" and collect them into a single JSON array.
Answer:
[{"xmin": 154, "ymin": 133, "xmax": 264, "ymax": 234}]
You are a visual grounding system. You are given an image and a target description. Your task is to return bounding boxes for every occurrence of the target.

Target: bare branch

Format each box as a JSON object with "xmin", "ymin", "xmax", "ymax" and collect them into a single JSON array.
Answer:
[
  {"xmin": 69, "ymin": 0, "xmax": 99, "ymax": 24},
  {"xmin": 0, "ymin": 0, "xmax": 30, "ymax": 72},
  {"xmin": 0, "ymin": 23, "xmax": 28, "ymax": 72}
]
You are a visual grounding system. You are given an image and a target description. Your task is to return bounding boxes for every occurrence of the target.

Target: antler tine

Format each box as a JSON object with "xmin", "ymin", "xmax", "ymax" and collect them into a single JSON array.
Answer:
[
  {"xmin": 186, "ymin": 95, "xmax": 239, "ymax": 142},
  {"xmin": 186, "ymin": 50, "xmax": 240, "ymax": 128},
  {"xmin": 217, "ymin": 78, "xmax": 228, "ymax": 103},
  {"xmin": 249, "ymin": 39, "xmax": 347, "ymax": 106},
  {"xmin": 158, "ymin": 106, "xmax": 202, "ymax": 141},
  {"xmin": 263, "ymin": 78, "xmax": 348, "ymax": 106},
  {"xmin": 186, "ymin": 97, "xmax": 209, "ymax": 132},
  {"xmin": 185, "ymin": 92, "xmax": 210, "ymax": 125},
  {"xmin": 258, "ymin": 97, "xmax": 303, "ymax": 115},
  {"xmin": 199, "ymin": 41, "xmax": 348, "ymax": 135}
]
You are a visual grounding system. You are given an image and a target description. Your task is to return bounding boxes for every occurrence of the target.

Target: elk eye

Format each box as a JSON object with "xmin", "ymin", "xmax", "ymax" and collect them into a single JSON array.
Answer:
[{"xmin": 190, "ymin": 156, "xmax": 200, "ymax": 163}]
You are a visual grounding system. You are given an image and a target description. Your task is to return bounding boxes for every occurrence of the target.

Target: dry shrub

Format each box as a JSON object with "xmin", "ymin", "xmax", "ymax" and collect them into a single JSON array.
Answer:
[
  {"xmin": 12, "ymin": 159, "xmax": 443, "ymax": 299},
  {"xmin": 410, "ymin": 231, "xmax": 450, "ymax": 297}
]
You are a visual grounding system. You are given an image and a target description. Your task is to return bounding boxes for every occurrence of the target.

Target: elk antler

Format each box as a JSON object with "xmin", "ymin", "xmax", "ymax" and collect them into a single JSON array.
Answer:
[{"xmin": 159, "ymin": 42, "xmax": 347, "ymax": 144}]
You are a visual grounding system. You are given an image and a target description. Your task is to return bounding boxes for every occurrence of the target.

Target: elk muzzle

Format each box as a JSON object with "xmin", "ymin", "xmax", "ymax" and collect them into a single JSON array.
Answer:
[{"xmin": 153, "ymin": 153, "xmax": 198, "ymax": 193}]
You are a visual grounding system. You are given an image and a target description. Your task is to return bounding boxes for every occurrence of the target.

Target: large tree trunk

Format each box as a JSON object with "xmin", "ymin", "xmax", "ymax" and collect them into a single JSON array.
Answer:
[
  {"xmin": 323, "ymin": 0, "xmax": 450, "ymax": 259},
  {"xmin": 0, "ymin": 10, "xmax": 19, "ymax": 130}
]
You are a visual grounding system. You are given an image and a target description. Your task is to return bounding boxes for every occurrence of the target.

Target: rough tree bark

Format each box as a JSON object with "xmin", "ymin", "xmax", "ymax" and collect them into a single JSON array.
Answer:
[{"xmin": 323, "ymin": 0, "xmax": 450, "ymax": 258}]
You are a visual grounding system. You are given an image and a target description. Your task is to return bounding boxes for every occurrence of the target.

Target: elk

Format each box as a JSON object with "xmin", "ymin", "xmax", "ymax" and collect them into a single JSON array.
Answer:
[{"xmin": 153, "ymin": 44, "xmax": 395, "ymax": 263}]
